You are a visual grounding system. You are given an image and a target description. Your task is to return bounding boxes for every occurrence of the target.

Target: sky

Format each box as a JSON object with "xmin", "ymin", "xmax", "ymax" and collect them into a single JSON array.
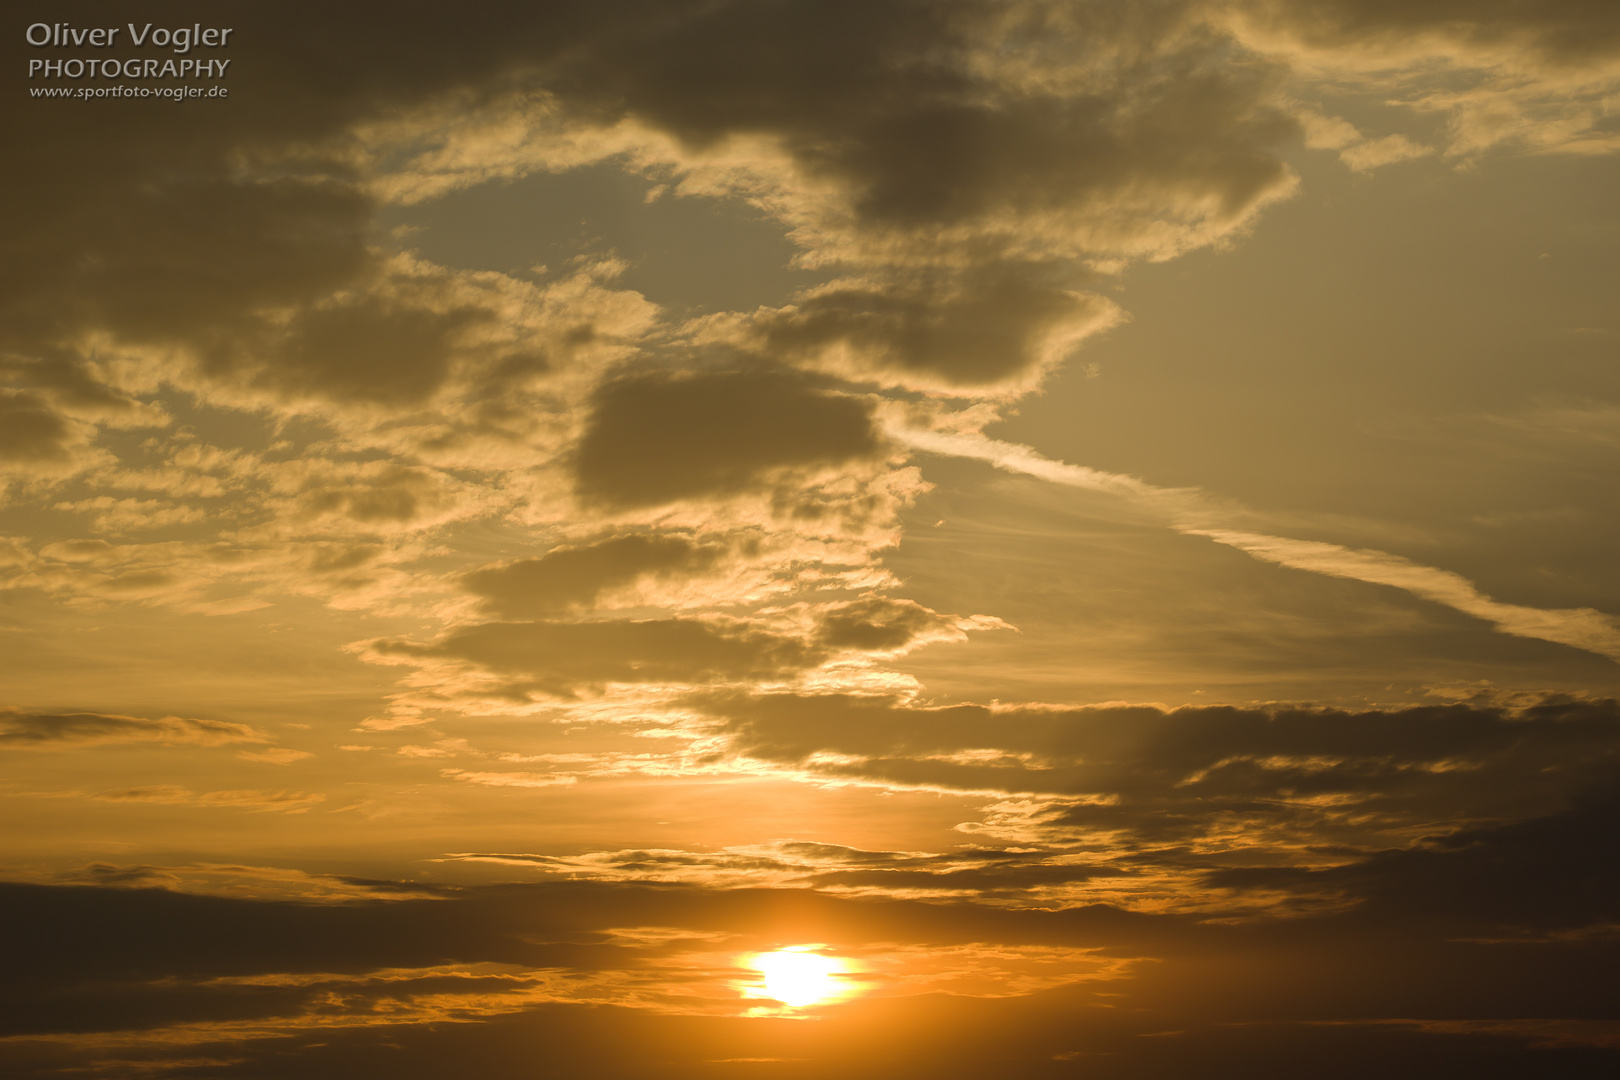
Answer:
[{"xmin": 2, "ymin": 2, "xmax": 1619, "ymax": 1076}]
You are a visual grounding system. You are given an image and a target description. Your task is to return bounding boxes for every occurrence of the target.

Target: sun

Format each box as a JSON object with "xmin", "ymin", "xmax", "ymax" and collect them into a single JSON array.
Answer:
[{"xmin": 750, "ymin": 947, "xmax": 847, "ymax": 1007}]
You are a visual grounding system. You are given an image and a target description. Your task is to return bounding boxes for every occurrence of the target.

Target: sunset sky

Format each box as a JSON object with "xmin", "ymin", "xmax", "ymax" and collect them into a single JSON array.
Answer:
[{"xmin": 3, "ymin": 2, "xmax": 1619, "ymax": 1076}]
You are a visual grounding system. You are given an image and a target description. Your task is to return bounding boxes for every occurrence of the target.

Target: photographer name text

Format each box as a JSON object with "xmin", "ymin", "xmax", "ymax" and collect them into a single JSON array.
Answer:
[{"xmin": 27, "ymin": 22, "xmax": 234, "ymax": 80}]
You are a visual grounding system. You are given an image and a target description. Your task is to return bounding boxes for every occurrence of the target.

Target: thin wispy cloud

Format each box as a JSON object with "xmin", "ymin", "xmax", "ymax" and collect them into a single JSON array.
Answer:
[{"xmin": 890, "ymin": 423, "xmax": 1620, "ymax": 664}]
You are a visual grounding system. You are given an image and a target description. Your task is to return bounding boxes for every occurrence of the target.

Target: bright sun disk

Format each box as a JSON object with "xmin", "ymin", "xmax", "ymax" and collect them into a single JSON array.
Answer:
[{"xmin": 751, "ymin": 947, "xmax": 845, "ymax": 1007}]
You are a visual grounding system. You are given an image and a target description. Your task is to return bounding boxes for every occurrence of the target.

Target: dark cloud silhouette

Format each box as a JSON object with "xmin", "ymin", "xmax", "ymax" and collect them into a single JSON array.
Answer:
[
  {"xmin": 291, "ymin": 463, "xmax": 460, "ymax": 527},
  {"xmin": 463, "ymin": 534, "xmax": 727, "ymax": 616},
  {"xmin": 368, "ymin": 617, "xmax": 828, "ymax": 697},
  {"xmin": 0, "ymin": 0, "xmax": 1311, "ymax": 424},
  {"xmin": 712, "ymin": 691, "xmax": 1617, "ymax": 777},
  {"xmin": 0, "ymin": 868, "xmax": 1614, "ymax": 1079},
  {"xmin": 261, "ymin": 293, "xmax": 484, "ymax": 406},
  {"xmin": 6, "ymin": 0, "xmax": 1614, "ymax": 435},
  {"xmin": 0, "ymin": 391, "xmax": 76, "ymax": 464},
  {"xmin": 0, "ymin": 709, "xmax": 266, "ymax": 748},
  {"xmin": 541, "ymin": 0, "xmax": 1298, "ymax": 254},
  {"xmin": 1205, "ymin": 787, "xmax": 1620, "ymax": 932},
  {"xmin": 752, "ymin": 268, "xmax": 1118, "ymax": 391},
  {"xmin": 702, "ymin": 694, "xmax": 1620, "ymax": 854},
  {"xmin": 573, "ymin": 369, "xmax": 883, "ymax": 507},
  {"xmin": 814, "ymin": 596, "xmax": 961, "ymax": 651},
  {"xmin": 448, "ymin": 840, "xmax": 1129, "ymax": 896},
  {"xmin": 368, "ymin": 598, "xmax": 968, "ymax": 700}
]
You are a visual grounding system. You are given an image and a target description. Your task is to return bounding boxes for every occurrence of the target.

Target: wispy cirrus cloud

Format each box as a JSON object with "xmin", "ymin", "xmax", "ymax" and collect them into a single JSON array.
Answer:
[{"xmin": 890, "ymin": 422, "xmax": 1620, "ymax": 664}]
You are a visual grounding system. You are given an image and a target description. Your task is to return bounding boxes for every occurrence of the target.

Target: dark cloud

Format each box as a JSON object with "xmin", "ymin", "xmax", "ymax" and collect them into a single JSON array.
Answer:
[
  {"xmin": 805, "ymin": 862, "xmax": 1125, "ymax": 893},
  {"xmin": 703, "ymin": 694, "xmax": 1620, "ymax": 849},
  {"xmin": 0, "ymin": 0, "xmax": 1309, "ymax": 423},
  {"xmin": 0, "ymin": 5, "xmax": 614, "ymax": 419},
  {"xmin": 0, "ymin": 709, "xmax": 266, "ymax": 748},
  {"xmin": 1205, "ymin": 787, "xmax": 1620, "ymax": 931},
  {"xmin": 8, "ymin": 0, "xmax": 1607, "ymax": 435},
  {"xmin": 258, "ymin": 291, "xmax": 484, "ymax": 406},
  {"xmin": 573, "ymin": 368, "xmax": 883, "ymax": 507},
  {"xmin": 0, "ymin": 352, "xmax": 145, "ymax": 418},
  {"xmin": 0, "ymin": 391, "xmax": 76, "ymax": 464},
  {"xmin": 369, "ymin": 597, "xmax": 967, "ymax": 700},
  {"xmin": 815, "ymin": 596, "xmax": 960, "ymax": 651},
  {"xmin": 293, "ymin": 463, "xmax": 458, "ymax": 527},
  {"xmin": 546, "ymin": 0, "xmax": 1297, "ymax": 245},
  {"xmin": 752, "ymin": 268, "xmax": 1117, "ymax": 391},
  {"xmin": 0, "ymin": 875, "xmax": 1615, "ymax": 1078},
  {"xmin": 0, "ymin": 877, "xmax": 1146, "ymax": 999},
  {"xmin": 463, "ymin": 534, "xmax": 727, "ymax": 617},
  {"xmin": 456, "ymin": 840, "xmax": 1128, "ymax": 896},
  {"xmin": 369, "ymin": 617, "xmax": 827, "ymax": 696},
  {"xmin": 713, "ymin": 691, "xmax": 1619, "ymax": 778}
]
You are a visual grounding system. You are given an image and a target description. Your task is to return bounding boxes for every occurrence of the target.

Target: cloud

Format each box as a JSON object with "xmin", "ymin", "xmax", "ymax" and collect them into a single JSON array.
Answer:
[
  {"xmin": 463, "ymin": 534, "xmax": 727, "ymax": 617},
  {"xmin": 362, "ymin": 592, "xmax": 984, "ymax": 714},
  {"xmin": 1336, "ymin": 132, "xmax": 1433, "ymax": 171},
  {"xmin": 449, "ymin": 840, "xmax": 1128, "ymax": 898},
  {"xmin": 236, "ymin": 748, "xmax": 316, "ymax": 765},
  {"xmin": 1192, "ymin": 529, "xmax": 1620, "ymax": 662},
  {"xmin": 813, "ymin": 596, "xmax": 975, "ymax": 652},
  {"xmin": 739, "ymin": 268, "xmax": 1122, "ymax": 394},
  {"xmin": 573, "ymin": 368, "xmax": 883, "ymax": 508},
  {"xmin": 1204, "ymin": 788, "xmax": 1620, "ymax": 930},
  {"xmin": 1227, "ymin": 0, "xmax": 1620, "ymax": 157},
  {"xmin": 365, "ymin": 617, "xmax": 828, "ymax": 699},
  {"xmin": 442, "ymin": 770, "xmax": 579, "ymax": 789},
  {"xmin": 83, "ymin": 788, "xmax": 326, "ymax": 814},
  {"xmin": 0, "ymin": 709, "xmax": 267, "ymax": 749},
  {"xmin": 894, "ymin": 423, "xmax": 1620, "ymax": 664},
  {"xmin": 1298, "ymin": 111, "xmax": 1434, "ymax": 171},
  {"xmin": 702, "ymin": 692, "xmax": 1620, "ymax": 862},
  {"xmin": 0, "ymin": 0, "xmax": 1291, "ymax": 452},
  {"xmin": 279, "ymin": 458, "xmax": 483, "ymax": 532},
  {"xmin": 0, "ymin": 0, "xmax": 1407, "ymax": 643},
  {"xmin": 1, "ymin": 862, "xmax": 1616, "ymax": 1078},
  {"xmin": 0, "ymin": 388, "xmax": 107, "ymax": 490},
  {"xmin": 1233, "ymin": 0, "xmax": 1620, "ymax": 67},
  {"xmin": 52, "ymin": 497, "xmax": 209, "ymax": 535},
  {"xmin": 0, "ymin": 390, "xmax": 79, "ymax": 465},
  {"xmin": 351, "ymin": 0, "xmax": 1301, "ymax": 264}
]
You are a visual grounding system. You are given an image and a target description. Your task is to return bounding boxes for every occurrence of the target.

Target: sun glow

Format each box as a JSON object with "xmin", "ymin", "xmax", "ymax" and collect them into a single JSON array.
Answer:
[{"xmin": 749, "ymin": 947, "xmax": 848, "ymax": 1007}]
